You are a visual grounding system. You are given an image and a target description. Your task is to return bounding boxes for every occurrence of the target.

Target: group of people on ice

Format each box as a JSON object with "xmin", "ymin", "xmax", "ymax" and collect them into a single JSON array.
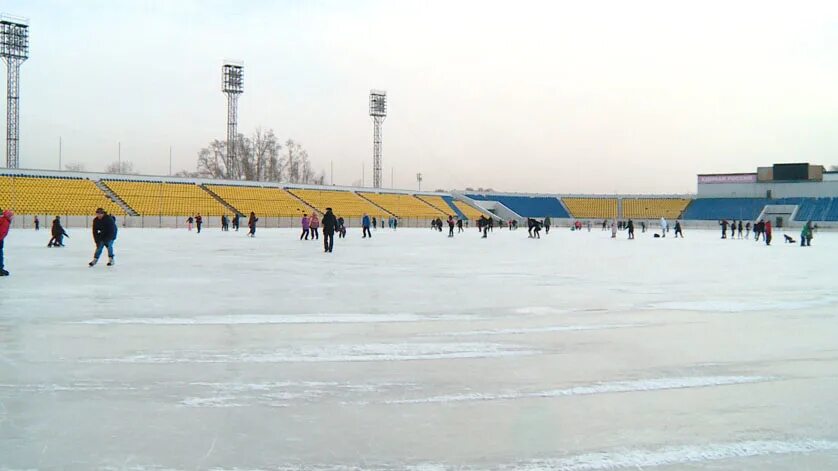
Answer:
[
  {"xmin": 719, "ymin": 218, "xmax": 815, "ymax": 247},
  {"xmin": 431, "ymin": 216, "xmax": 464, "ymax": 236}
]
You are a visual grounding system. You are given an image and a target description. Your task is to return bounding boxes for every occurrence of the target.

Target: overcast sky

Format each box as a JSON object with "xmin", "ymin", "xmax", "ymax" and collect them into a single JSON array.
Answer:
[{"xmin": 3, "ymin": 0, "xmax": 838, "ymax": 193}]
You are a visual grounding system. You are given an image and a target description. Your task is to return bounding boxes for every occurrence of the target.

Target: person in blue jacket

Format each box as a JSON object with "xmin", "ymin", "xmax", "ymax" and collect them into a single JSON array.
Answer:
[{"xmin": 362, "ymin": 213, "xmax": 372, "ymax": 238}]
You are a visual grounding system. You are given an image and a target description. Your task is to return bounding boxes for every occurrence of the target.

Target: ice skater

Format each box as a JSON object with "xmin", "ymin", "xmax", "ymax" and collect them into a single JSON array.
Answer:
[
  {"xmin": 34, "ymin": 215, "xmax": 40, "ymax": 231},
  {"xmin": 745, "ymin": 221, "xmax": 751, "ymax": 238},
  {"xmin": 737, "ymin": 220, "xmax": 743, "ymax": 239},
  {"xmin": 337, "ymin": 216, "xmax": 347, "ymax": 238},
  {"xmin": 447, "ymin": 216, "xmax": 455, "ymax": 237},
  {"xmin": 362, "ymin": 213, "xmax": 372, "ymax": 238},
  {"xmin": 627, "ymin": 219, "xmax": 635, "ymax": 239},
  {"xmin": 300, "ymin": 213, "xmax": 310, "ymax": 240},
  {"xmin": 641, "ymin": 221, "xmax": 646, "ymax": 233},
  {"xmin": 89, "ymin": 208, "xmax": 117, "ymax": 267},
  {"xmin": 310, "ymin": 213, "xmax": 320, "ymax": 240},
  {"xmin": 221, "ymin": 215, "xmax": 229, "ymax": 231},
  {"xmin": 801, "ymin": 220, "xmax": 813, "ymax": 246},
  {"xmin": 720, "ymin": 219, "xmax": 728, "ymax": 239},
  {"xmin": 187, "ymin": 216, "xmax": 194, "ymax": 231},
  {"xmin": 195, "ymin": 213, "xmax": 203, "ymax": 233},
  {"xmin": 674, "ymin": 220, "xmax": 683, "ymax": 238},
  {"xmin": 233, "ymin": 214, "xmax": 240, "ymax": 231},
  {"xmin": 322, "ymin": 207, "xmax": 337, "ymax": 253},
  {"xmin": 544, "ymin": 216, "xmax": 551, "ymax": 234},
  {"xmin": 478, "ymin": 216, "xmax": 489, "ymax": 238},
  {"xmin": 457, "ymin": 218, "xmax": 463, "ymax": 233},
  {"xmin": 48, "ymin": 216, "xmax": 69, "ymax": 247},
  {"xmin": 764, "ymin": 220, "xmax": 772, "ymax": 246},
  {"xmin": 0, "ymin": 209, "xmax": 12, "ymax": 276},
  {"xmin": 248, "ymin": 212, "xmax": 258, "ymax": 237},
  {"xmin": 372, "ymin": 217, "xmax": 377, "ymax": 230},
  {"xmin": 611, "ymin": 219, "xmax": 617, "ymax": 238},
  {"xmin": 660, "ymin": 217, "xmax": 668, "ymax": 238}
]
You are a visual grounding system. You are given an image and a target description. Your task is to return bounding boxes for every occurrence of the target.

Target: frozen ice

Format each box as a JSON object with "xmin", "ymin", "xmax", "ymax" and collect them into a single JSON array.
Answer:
[{"xmin": 1, "ymin": 226, "xmax": 837, "ymax": 469}]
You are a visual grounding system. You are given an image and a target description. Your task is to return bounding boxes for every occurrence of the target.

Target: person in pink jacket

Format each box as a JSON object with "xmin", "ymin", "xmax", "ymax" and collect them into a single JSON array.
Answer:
[
  {"xmin": 0, "ymin": 209, "xmax": 13, "ymax": 276},
  {"xmin": 309, "ymin": 213, "xmax": 320, "ymax": 240},
  {"xmin": 300, "ymin": 214, "xmax": 311, "ymax": 240}
]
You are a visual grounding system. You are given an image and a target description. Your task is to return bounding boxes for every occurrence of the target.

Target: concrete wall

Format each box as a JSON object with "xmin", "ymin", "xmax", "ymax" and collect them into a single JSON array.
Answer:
[{"xmin": 9, "ymin": 214, "xmax": 441, "ymax": 230}]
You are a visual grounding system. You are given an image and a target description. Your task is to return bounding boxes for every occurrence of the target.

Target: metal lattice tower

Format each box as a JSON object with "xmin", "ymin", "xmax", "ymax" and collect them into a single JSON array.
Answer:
[
  {"xmin": 369, "ymin": 90, "xmax": 387, "ymax": 188},
  {"xmin": 1, "ymin": 16, "xmax": 29, "ymax": 169},
  {"xmin": 222, "ymin": 61, "xmax": 243, "ymax": 178}
]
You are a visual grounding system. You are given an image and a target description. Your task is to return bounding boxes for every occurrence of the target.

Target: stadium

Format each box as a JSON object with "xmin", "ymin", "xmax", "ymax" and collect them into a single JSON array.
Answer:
[
  {"xmin": 2, "ymin": 161, "xmax": 836, "ymax": 230},
  {"xmin": 2, "ymin": 3, "xmax": 838, "ymax": 471}
]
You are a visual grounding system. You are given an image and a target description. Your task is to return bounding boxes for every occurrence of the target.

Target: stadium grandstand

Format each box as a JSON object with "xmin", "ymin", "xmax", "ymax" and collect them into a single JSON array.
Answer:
[
  {"xmin": 287, "ymin": 188, "xmax": 391, "ymax": 220},
  {"xmin": 358, "ymin": 192, "xmax": 446, "ymax": 219},
  {"xmin": 101, "ymin": 180, "xmax": 229, "ymax": 216},
  {"xmin": 0, "ymin": 174, "xmax": 124, "ymax": 216},
  {"xmin": 204, "ymin": 184, "xmax": 313, "ymax": 217},
  {"xmin": 2, "ymin": 161, "xmax": 837, "ymax": 229}
]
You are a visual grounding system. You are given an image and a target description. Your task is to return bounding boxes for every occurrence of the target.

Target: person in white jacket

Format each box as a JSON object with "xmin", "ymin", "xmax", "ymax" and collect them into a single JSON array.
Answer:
[
  {"xmin": 660, "ymin": 217, "xmax": 668, "ymax": 237},
  {"xmin": 611, "ymin": 219, "xmax": 617, "ymax": 238}
]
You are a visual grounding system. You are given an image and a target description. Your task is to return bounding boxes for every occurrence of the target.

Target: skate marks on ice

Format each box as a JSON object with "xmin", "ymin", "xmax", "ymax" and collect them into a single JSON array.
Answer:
[
  {"xmin": 0, "ymin": 380, "xmax": 418, "ymax": 409},
  {"xmin": 82, "ymin": 342, "xmax": 539, "ymax": 364},
  {"xmin": 383, "ymin": 375, "xmax": 778, "ymax": 405},
  {"xmin": 199, "ymin": 439, "xmax": 838, "ymax": 470},
  {"xmin": 73, "ymin": 312, "xmax": 480, "ymax": 325},
  {"xmin": 428, "ymin": 323, "xmax": 646, "ymax": 337},
  {"xmin": 647, "ymin": 295, "xmax": 838, "ymax": 313}
]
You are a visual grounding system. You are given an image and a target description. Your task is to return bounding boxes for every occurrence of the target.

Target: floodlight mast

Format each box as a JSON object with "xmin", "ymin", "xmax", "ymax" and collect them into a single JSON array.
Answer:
[
  {"xmin": 222, "ymin": 61, "xmax": 244, "ymax": 178},
  {"xmin": 369, "ymin": 90, "xmax": 387, "ymax": 188},
  {"xmin": 1, "ymin": 15, "xmax": 29, "ymax": 169}
]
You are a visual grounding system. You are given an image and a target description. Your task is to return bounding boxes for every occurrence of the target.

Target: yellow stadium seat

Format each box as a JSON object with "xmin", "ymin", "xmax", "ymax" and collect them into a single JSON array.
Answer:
[
  {"xmin": 102, "ymin": 180, "xmax": 229, "ymax": 216},
  {"xmin": 205, "ymin": 185, "xmax": 313, "ymax": 217},
  {"xmin": 287, "ymin": 189, "xmax": 389, "ymax": 219},
  {"xmin": 562, "ymin": 198, "xmax": 618, "ymax": 219},
  {"xmin": 452, "ymin": 200, "xmax": 485, "ymax": 221},
  {"xmin": 0, "ymin": 175, "xmax": 124, "ymax": 215},
  {"xmin": 621, "ymin": 198, "xmax": 691, "ymax": 219},
  {"xmin": 359, "ymin": 193, "xmax": 446, "ymax": 219}
]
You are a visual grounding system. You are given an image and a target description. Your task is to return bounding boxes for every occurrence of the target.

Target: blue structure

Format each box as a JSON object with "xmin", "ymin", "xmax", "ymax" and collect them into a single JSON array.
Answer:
[
  {"xmin": 440, "ymin": 195, "xmax": 467, "ymax": 219},
  {"xmin": 681, "ymin": 197, "xmax": 838, "ymax": 221},
  {"xmin": 466, "ymin": 194, "xmax": 570, "ymax": 218}
]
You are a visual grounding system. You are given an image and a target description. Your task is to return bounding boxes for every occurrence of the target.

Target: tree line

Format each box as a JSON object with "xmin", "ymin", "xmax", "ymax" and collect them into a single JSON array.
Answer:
[{"xmin": 63, "ymin": 128, "xmax": 325, "ymax": 185}]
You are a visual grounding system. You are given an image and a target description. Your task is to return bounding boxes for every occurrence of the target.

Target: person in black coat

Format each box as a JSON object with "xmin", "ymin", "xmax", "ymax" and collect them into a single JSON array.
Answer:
[
  {"xmin": 322, "ymin": 207, "xmax": 337, "ymax": 253},
  {"xmin": 248, "ymin": 212, "xmax": 258, "ymax": 237},
  {"xmin": 720, "ymin": 220, "xmax": 728, "ymax": 239},
  {"xmin": 627, "ymin": 219, "xmax": 635, "ymax": 239},
  {"xmin": 48, "ymin": 216, "xmax": 69, "ymax": 247},
  {"xmin": 89, "ymin": 208, "xmax": 117, "ymax": 267},
  {"xmin": 232, "ymin": 214, "xmax": 240, "ymax": 231}
]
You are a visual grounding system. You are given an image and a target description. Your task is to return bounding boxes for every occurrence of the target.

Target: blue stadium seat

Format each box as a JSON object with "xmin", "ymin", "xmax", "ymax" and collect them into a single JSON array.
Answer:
[{"xmin": 466, "ymin": 194, "xmax": 570, "ymax": 218}]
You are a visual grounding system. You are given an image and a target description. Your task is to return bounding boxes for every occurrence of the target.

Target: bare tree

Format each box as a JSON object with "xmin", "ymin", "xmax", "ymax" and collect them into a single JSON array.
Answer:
[
  {"xmin": 173, "ymin": 169, "xmax": 200, "ymax": 178},
  {"xmin": 64, "ymin": 162, "xmax": 86, "ymax": 172},
  {"xmin": 195, "ymin": 130, "xmax": 324, "ymax": 184},
  {"xmin": 105, "ymin": 161, "xmax": 137, "ymax": 175}
]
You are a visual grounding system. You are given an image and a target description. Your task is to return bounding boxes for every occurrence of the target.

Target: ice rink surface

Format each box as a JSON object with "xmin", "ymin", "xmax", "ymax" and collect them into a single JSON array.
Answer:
[{"xmin": 1, "ymin": 225, "xmax": 837, "ymax": 470}]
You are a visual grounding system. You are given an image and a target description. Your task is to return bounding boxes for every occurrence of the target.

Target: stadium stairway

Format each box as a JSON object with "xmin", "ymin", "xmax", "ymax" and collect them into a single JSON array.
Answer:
[
  {"xmin": 355, "ymin": 192, "xmax": 400, "ymax": 217},
  {"xmin": 95, "ymin": 180, "xmax": 138, "ymax": 216},
  {"xmin": 441, "ymin": 195, "xmax": 467, "ymax": 219},
  {"xmin": 200, "ymin": 184, "xmax": 251, "ymax": 216}
]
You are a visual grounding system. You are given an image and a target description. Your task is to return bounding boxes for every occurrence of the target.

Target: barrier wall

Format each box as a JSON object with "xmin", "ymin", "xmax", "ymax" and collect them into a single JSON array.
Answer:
[{"xmin": 9, "ymin": 214, "xmax": 442, "ymax": 230}]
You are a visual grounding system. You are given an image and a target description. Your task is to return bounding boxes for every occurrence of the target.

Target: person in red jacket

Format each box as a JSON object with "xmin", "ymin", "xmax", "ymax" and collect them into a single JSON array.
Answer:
[
  {"xmin": 0, "ymin": 209, "xmax": 14, "ymax": 276},
  {"xmin": 764, "ymin": 220, "xmax": 773, "ymax": 246}
]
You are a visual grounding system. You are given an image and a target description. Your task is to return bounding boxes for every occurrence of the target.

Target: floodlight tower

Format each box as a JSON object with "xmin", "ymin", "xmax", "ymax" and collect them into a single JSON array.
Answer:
[
  {"xmin": 369, "ymin": 90, "xmax": 387, "ymax": 188},
  {"xmin": 1, "ymin": 15, "xmax": 29, "ymax": 169},
  {"xmin": 222, "ymin": 61, "xmax": 244, "ymax": 178}
]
